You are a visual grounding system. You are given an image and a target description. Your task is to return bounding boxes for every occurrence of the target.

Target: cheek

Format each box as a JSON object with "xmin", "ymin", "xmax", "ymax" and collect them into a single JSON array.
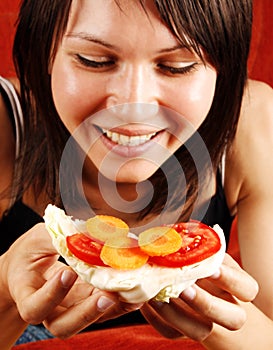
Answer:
[
  {"xmin": 51, "ymin": 58, "xmax": 100, "ymax": 131},
  {"xmin": 169, "ymin": 68, "xmax": 217, "ymax": 128},
  {"xmin": 51, "ymin": 76, "xmax": 87, "ymax": 131}
]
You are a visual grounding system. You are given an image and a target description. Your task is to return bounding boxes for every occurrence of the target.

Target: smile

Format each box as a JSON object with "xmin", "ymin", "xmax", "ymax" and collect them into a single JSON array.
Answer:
[{"xmin": 101, "ymin": 128, "xmax": 157, "ymax": 147}]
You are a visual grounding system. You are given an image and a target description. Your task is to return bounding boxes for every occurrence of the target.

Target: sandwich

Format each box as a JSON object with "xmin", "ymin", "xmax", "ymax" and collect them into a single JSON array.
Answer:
[{"xmin": 44, "ymin": 204, "xmax": 225, "ymax": 303}]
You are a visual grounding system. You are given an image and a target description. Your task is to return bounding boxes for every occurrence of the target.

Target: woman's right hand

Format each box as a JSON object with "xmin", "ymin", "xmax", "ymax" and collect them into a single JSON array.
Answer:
[{"xmin": 0, "ymin": 223, "xmax": 142, "ymax": 341}]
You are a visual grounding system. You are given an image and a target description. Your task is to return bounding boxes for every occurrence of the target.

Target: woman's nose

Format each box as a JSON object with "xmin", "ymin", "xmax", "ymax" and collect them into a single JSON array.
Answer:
[{"xmin": 106, "ymin": 64, "xmax": 159, "ymax": 122}]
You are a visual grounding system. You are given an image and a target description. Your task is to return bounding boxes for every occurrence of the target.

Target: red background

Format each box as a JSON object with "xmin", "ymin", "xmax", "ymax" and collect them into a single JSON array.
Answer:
[{"xmin": 0, "ymin": 0, "xmax": 273, "ymax": 86}]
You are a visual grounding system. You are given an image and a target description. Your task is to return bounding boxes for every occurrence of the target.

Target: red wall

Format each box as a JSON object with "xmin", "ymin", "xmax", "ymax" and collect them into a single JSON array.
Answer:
[
  {"xmin": 0, "ymin": 0, "xmax": 20, "ymax": 77},
  {"xmin": 0, "ymin": 0, "xmax": 273, "ymax": 86}
]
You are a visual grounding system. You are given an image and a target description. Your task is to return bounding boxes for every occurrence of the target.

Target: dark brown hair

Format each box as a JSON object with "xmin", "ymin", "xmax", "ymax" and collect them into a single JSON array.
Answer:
[{"xmin": 10, "ymin": 0, "xmax": 252, "ymax": 220}]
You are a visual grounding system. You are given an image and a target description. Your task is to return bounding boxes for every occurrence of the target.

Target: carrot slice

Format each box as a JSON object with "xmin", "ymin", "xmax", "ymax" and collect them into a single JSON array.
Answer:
[
  {"xmin": 86, "ymin": 215, "xmax": 129, "ymax": 243},
  {"xmin": 138, "ymin": 226, "xmax": 182, "ymax": 256},
  {"xmin": 100, "ymin": 236, "xmax": 149, "ymax": 270}
]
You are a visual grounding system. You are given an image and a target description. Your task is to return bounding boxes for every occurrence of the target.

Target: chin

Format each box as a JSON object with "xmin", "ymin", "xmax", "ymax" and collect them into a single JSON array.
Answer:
[{"xmin": 114, "ymin": 161, "xmax": 158, "ymax": 183}]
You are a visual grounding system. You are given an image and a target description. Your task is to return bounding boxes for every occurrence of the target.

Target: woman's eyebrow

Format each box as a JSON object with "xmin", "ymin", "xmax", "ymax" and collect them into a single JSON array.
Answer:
[
  {"xmin": 65, "ymin": 32, "xmax": 189, "ymax": 54},
  {"xmin": 65, "ymin": 32, "xmax": 118, "ymax": 50},
  {"xmin": 157, "ymin": 44, "xmax": 188, "ymax": 54}
]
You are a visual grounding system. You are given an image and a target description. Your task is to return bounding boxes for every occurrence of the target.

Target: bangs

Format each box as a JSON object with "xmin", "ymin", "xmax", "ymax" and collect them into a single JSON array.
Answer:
[
  {"xmin": 114, "ymin": 0, "xmax": 204, "ymax": 60},
  {"xmin": 154, "ymin": 0, "xmax": 252, "ymax": 71},
  {"xmin": 154, "ymin": 0, "xmax": 214, "ymax": 65}
]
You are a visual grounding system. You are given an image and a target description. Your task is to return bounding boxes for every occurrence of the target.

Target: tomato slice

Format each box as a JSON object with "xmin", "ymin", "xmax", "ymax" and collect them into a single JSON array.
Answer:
[
  {"xmin": 148, "ymin": 222, "xmax": 221, "ymax": 268},
  {"xmin": 66, "ymin": 233, "xmax": 107, "ymax": 266}
]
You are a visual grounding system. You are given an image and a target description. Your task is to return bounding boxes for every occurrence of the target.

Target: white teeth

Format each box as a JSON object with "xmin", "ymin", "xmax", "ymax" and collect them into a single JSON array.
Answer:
[{"xmin": 102, "ymin": 128, "xmax": 156, "ymax": 146}]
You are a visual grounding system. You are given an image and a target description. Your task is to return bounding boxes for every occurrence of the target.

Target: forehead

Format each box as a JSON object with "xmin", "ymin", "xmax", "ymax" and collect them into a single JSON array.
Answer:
[
  {"xmin": 66, "ymin": 0, "xmax": 181, "ymax": 50},
  {"xmin": 68, "ymin": 0, "xmax": 158, "ymax": 26}
]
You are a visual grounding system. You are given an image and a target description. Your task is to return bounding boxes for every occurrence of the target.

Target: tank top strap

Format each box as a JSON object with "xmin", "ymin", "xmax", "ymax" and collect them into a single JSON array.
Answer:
[
  {"xmin": 220, "ymin": 148, "xmax": 227, "ymax": 187},
  {"xmin": 0, "ymin": 76, "xmax": 23, "ymax": 158}
]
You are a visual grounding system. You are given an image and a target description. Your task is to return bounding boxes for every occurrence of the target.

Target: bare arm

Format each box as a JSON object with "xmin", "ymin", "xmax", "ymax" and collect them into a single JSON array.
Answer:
[{"xmin": 0, "ymin": 277, "xmax": 28, "ymax": 350}]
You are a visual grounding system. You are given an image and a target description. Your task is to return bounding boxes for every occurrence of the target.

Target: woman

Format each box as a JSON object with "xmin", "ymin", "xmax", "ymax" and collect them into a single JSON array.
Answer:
[{"xmin": 0, "ymin": 0, "xmax": 272, "ymax": 348}]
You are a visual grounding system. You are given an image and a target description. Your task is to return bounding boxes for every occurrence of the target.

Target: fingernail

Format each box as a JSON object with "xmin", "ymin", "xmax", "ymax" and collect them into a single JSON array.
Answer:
[
  {"xmin": 149, "ymin": 300, "xmax": 164, "ymax": 309},
  {"xmin": 210, "ymin": 268, "xmax": 221, "ymax": 279},
  {"xmin": 124, "ymin": 303, "xmax": 143, "ymax": 312},
  {"xmin": 61, "ymin": 269, "xmax": 77, "ymax": 288},
  {"xmin": 97, "ymin": 296, "xmax": 115, "ymax": 312},
  {"xmin": 181, "ymin": 286, "xmax": 196, "ymax": 300}
]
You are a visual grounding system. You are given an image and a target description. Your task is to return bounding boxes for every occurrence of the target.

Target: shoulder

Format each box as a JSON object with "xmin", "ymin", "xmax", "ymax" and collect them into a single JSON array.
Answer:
[
  {"xmin": 242, "ymin": 80, "xmax": 273, "ymax": 121},
  {"xmin": 239, "ymin": 79, "xmax": 273, "ymax": 162},
  {"xmin": 238, "ymin": 80, "xmax": 273, "ymax": 156},
  {"xmin": 0, "ymin": 78, "xmax": 16, "ymax": 216},
  {"xmin": 225, "ymin": 79, "xmax": 273, "ymax": 214}
]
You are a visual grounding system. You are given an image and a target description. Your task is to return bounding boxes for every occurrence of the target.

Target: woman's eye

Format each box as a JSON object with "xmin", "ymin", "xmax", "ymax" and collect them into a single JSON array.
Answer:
[
  {"xmin": 75, "ymin": 54, "xmax": 115, "ymax": 69},
  {"xmin": 158, "ymin": 62, "xmax": 198, "ymax": 75}
]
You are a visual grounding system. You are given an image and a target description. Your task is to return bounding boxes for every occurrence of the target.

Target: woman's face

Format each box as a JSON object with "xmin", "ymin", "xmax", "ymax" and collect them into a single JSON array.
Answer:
[{"xmin": 51, "ymin": 0, "xmax": 217, "ymax": 184}]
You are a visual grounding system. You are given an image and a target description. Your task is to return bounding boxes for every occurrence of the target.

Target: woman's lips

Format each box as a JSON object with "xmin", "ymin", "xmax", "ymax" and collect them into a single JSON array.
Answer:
[{"xmin": 95, "ymin": 126, "xmax": 163, "ymax": 158}]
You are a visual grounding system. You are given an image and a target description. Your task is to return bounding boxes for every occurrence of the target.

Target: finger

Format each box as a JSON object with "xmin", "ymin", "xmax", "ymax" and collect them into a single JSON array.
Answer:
[
  {"xmin": 206, "ymin": 254, "xmax": 259, "ymax": 302},
  {"xmin": 180, "ymin": 284, "xmax": 247, "ymax": 330},
  {"xmin": 141, "ymin": 303, "xmax": 184, "ymax": 339},
  {"xmin": 97, "ymin": 300, "xmax": 143, "ymax": 323},
  {"xmin": 145, "ymin": 298, "xmax": 212, "ymax": 342},
  {"xmin": 44, "ymin": 292, "xmax": 116, "ymax": 338},
  {"xmin": 17, "ymin": 268, "xmax": 77, "ymax": 324},
  {"xmin": 60, "ymin": 282, "xmax": 96, "ymax": 308}
]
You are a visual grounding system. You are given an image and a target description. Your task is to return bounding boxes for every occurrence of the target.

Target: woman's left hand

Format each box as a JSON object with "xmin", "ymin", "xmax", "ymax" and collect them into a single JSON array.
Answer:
[{"xmin": 141, "ymin": 254, "xmax": 258, "ymax": 341}]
